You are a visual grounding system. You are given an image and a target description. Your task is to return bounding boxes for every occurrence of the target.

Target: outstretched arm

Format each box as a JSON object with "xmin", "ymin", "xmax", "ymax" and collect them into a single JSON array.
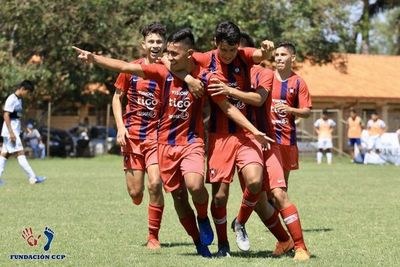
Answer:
[
  {"xmin": 216, "ymin": 99, "xmax": 274, "ymax": 148},
  {"xmin": 72, "ymin": 46, "xmax": 145, "ymax": 77}
]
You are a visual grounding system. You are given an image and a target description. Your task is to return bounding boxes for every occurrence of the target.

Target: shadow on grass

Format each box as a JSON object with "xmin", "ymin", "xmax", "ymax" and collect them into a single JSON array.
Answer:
[
  {"xmin": 303, "ymin": 228, "xmax": 333, "ymax": 233},
  {"xmin": 143, "ymin": 242, "xmax": 193, "ymax": 248}
]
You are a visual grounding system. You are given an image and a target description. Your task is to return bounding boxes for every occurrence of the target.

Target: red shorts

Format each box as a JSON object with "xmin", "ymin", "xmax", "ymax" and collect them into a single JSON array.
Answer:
[
  {"xmin": 158, "ymin": 142, "xmax": 205, "ymax": 192},
  {"xmin": 207, "ymin": 133, "xmax": 263, "ymax": 184},
  {"xmin": 278, "ymin": 144, "xmax": 299, "ymax": 171},
  {"xmin": 262, "ymin": 144, "xmax": 286, "ymax": 191},
  {"xmin": 122, "ymin": 138, "xmax": 158, "ymax": 171}
]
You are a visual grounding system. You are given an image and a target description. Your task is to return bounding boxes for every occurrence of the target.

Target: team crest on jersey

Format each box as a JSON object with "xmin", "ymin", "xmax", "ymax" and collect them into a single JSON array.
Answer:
[
  {"xmin": 288, "ymin": 87, "xmax": 295, "ymax": 94},
  {"xmin": 234, "ymin": 67, "xmax": 240, "ymax": 73},
  {"xmin": 209, "ymin": 168, "xmax": 217, "ymax": 178}
]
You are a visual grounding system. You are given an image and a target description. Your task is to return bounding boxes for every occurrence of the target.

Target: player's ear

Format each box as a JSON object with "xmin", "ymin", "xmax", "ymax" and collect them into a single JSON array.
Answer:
[
  {"xmin": 187, "ymin": 48, "xmax": 194, "ymax": 59},
  {"xmin": 141, "ymin": 40, "xmax": 146, "ymax": 50},
  {"xmin": 213, "ymin": 37, "xmax": 217, "ymax": 48},
  {"xmin": 291, "ymin": 54, "xmax": 296, "ymax": 63}
]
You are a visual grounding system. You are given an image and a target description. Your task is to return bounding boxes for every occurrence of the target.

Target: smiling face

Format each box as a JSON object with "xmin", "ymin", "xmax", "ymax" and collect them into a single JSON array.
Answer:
[
  {"xmin": 142, "ymin": 33, "xmax": 164, "ymax": 62},
  {"xmin": 166, "ymin": 41, "xmax": 192, "ymax": 72},
  {"xmin": 274, "ymin": 46, "xmax": 296, "ymax": 71},
  {"xmin": 216, "ymin": 41, "xmax": 239, "ymax": 64}
]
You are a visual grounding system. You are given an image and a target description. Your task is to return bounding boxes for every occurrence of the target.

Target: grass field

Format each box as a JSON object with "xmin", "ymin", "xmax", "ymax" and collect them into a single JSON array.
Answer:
[{"xmin": 1, "ymin": 155, "xmax": 399, "ymax": 267}]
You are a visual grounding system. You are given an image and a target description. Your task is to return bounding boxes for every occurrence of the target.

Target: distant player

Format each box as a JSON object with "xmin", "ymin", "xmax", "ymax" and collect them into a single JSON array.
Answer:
[
  {"xmin": 112, "ymin": 22, "xmax": 166, "ymax": 249},
  {"xmin": 314, "ymin": 109, "xmax": 336, "ymax": 164},
  {"xmin": 347, "ymin": 108, "xmax": 363, "ymax": 161},
  {"xmin": 0, "ymin": 80, "xmax": 46, "ymax": 185}
]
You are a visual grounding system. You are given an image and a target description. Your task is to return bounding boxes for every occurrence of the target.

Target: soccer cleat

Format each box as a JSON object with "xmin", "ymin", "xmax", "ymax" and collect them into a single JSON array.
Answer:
[
  {"xmin": 146, "ymin": 238, "xmax": 161, "ymax": 250},
  {"xmin": 197, "ymin": 216, "xmax": 214, "ymax": 246},
  {"xmin": 195, "ymin": 243, "xmax": 212, "ymax": 258},
  {"xmin": 29, "ymin": 176, "xmax": 46, "ymax": 184},
  {"xmin": 272, "ymin": 238, "xmax": 294, "ymax": 256},
  {"xmin": 215, "ymin": 242, "xmax": 231, "ymax": 258},
  {"xmin": 231, "ymin": 218, "xmax": 250, "ymax": 251},
  {"xmin": 294, "ymin": 248, "xmax": 311, "ymax": 261}
]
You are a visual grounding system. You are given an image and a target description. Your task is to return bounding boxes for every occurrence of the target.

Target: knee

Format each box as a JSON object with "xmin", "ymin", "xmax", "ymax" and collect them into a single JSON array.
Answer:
[
  {"xmin": 213, "ymin": 192, "xmax": 228, "ymax": 207},
  {"xmin": 147, "ymin": 179, "xmax": 162, "ymax": 195},
  {"xmin": 127, "ymin": 187, "xmax": 143, "ymax": 199},
  {"xmin": 246, "ymin": 179, "xmax": 262, "ymax": 194}
]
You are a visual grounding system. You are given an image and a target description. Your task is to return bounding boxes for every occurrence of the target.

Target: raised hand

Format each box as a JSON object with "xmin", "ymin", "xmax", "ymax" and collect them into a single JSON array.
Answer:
[
  {"xmin": 186, "ymin": 76, "xmax": 204, "ymax": 99},
  {"xmin": 72, "ymin": 46, "xmax": 95, "ymax": 64},
  {"xmin": 22, "ymin": 227, "xmax": 41, "ymax": 247},
  {"xmin": 260, "ymin": 40, "xmax": 275, "ymax": 53}
]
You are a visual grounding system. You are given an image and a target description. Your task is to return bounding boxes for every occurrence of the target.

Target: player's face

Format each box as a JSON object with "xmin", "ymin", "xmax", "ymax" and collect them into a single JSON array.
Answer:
[
  {"xmin": 142, "ymin": 33, "xmax": 164, "ymax": 61},
  {"xmin": 371, "ymin": 114, "xmax": 378, "ymax": 121},
  {"xmin": 19, "ymin": 88, "xmax": 30, "ymax": 98},
  {"xmin": 274, "ymin": 47, "xmax": 295, "ymax": 71},
  {"xmin": 166, "ymin": 42, "xmax": 192, "ymax": 72},
  {"xmin": 217, "ymin": 41, "xmax": 239, "ymax": 64}
]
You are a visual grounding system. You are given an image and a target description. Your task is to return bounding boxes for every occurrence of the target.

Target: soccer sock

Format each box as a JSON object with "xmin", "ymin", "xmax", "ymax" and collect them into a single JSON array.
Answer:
[
  {"xmin": 0, "ymin": 156, "xmax": 7, "ymax": 177},
  {"xmin": 17, "ymin": 155, "xmax": 36, "ymax": 179},
  {"xmin": 237, "ymin": 188, "xmax": 260, "ymax": 225},
  {"xmin": 148, "ymin": 204, "xmax": 164, "ymax": 240},
  {"xmin": 193, "ymin": 195, "xmax": 208, "ymax": 219},
  {"xmin": 327, "ymin": 152, "xmax": 333, "ymax": 164},
  {"xmin": 211, "ymin": 201, "xmax": 228, "ymax": 244},
  {"xmin": 263, "ymin": 209, "xmax": 290, "ymax": 242},
  {"xmin": 179, "ymin": 210, "xmax": 200, "ymax": 243},
  {"xmin": 317, "ymin": 152, "xmax": 323, "ymax": 164},
  {"xmin": 280, "ymin": 204, "xmax": 307, "ymax": 250}
]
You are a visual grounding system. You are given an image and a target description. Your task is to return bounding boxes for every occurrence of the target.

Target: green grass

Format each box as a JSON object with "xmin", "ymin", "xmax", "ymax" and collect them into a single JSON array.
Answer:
[{"xmin": 1, "ymin": 155, "xmax": 399, "ymax": 266}]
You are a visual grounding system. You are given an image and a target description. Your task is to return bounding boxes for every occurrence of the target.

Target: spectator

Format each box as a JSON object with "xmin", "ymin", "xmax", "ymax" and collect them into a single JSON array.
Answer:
[{"xmin": 24, "ymin": 123, "xmax": 44, "ymax": 159}]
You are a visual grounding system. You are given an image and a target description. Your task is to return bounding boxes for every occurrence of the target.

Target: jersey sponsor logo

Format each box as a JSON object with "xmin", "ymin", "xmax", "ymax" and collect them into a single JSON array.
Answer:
[
  {"xmin": 169, "ymin": 97, "xmax": 192, "ymax": 112},
  {"xmin": 227, "ymin": 95, "xmax": 245, "ymax": 110},
  {"xmin": 168, "ymin": 111, "xmax": 189, "ymax": 120},
  {"xmin": 209, "ymin": 168, "xmax": 217, "ymax": 178},
  {"xmin": 135, "ymin": 91, "xmax": 158, "ymax": 111},
  {"xmin": 272, "ymin": 99, "xmax": 288, "ymax": 120},
  {"xmin": 137, "ymin": 110, "xmax": 157, "ymax": 118}
]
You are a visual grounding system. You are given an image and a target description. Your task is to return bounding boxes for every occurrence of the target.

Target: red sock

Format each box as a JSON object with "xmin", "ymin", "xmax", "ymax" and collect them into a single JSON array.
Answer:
[
  {"xmin": 263, "ymin": 209, "xmax": 290, "ymax": 242},
  {"xmin": 179, "ymin": 211, "xmax": 200, "ymax": 243},
  {"xmin": 211, "ymin": 201, "xmax": 228, "ymax": 244},
  {"xmin": 148, "ymin": 204, "xmax": 164, "ymax": 240},
  {"xmin": 280, "ymin": 204, "xmax": 307, "ymax": 250},
  {"xmin": 193, "ymin": 195, "xmax": 208, "ymax": 219},
  {"xmin": 237, "ymin": 188, "xmax": 260, "ymax": 225}
]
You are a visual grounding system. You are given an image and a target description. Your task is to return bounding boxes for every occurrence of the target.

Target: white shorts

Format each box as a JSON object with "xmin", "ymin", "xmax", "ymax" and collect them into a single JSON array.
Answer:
[
  {"xmin": 317, "ymin": 138, "xmax": 333, "ymax": 150},
  {"xmin": 1, "ymin": 136, "xmax": 24, "ymax": 154}
]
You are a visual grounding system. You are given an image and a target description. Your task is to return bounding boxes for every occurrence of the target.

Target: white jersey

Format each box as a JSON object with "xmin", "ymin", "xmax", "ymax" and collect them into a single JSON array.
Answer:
[{"xmin": 1, "ymin": 94, "xmax": 23, "ymax": 137}]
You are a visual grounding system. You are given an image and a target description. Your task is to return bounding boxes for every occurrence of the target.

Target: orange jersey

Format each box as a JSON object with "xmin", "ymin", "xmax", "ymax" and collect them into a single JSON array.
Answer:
[
  {"xmin": 114, "ymin": 58, "xmax": 162, "ymax": 140},
  {"xmin": 193, "ymin": 48, "xmax": 256, "ymax": 134},
  {"xmin": 347, "ymin": 116, "xmax": 362, "ymax": 138},
  {"xmin": 314, "ymin": 118, "xmax": 336, "ymax": 139},
  {"xmin": 271, "ymin": 72, "xmax": 312, "ymax": 145}
]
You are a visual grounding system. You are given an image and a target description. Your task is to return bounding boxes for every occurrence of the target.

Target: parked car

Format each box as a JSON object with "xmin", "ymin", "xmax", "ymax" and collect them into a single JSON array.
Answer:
[
  {"xmin": 39, "ymin": 127, "xmax": 74, "ymax": 157},
  {"xmin": 68, "ymin": 125, "xmax": 118, "ymax": 157}
]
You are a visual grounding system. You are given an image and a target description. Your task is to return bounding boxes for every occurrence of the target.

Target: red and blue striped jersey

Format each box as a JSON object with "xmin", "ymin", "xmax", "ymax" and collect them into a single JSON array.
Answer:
[
  {"xmin": 271, "ymin": 72, "xmax": 312, "ymax": 145},
  {"xmin": 142, "ymin": 64, "xmax": 212, "ymax": 146},
  {"xmin": 194, "ymin": 48, "xmax": 256, "ymax": 134},
  {"xmin": 251, "ymin": 65, "xmax": 275, "ymax": 140},
  {"xmin": 114, "ymin": 58, "xmax": 161, "ymax": 141}
]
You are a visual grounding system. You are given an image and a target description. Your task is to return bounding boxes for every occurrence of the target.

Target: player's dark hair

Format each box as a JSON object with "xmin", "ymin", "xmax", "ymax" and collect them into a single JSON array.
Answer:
[
  {"xmin": 240, "ymin": 32, "xmax": 255, "ymax": 48},
  {"xmin": 350, "ymin": 108, "xmax": 357, "ymax": 113},
  {"xmin": 167, "ymin": 28, "xmax": 195, "ymax": 49},
  {"xmin": 371, "ymin": 111, "xmax": 378, "ymax": 115},
  {"xmin": 140, "ymin": 22, "xmax": 167, "ymax": 39},
  {"xmin": 19, "ymin": 80, "xmax": 35, "ymax": 92},
  {"xmin": 277, "ymin": 41, "xmax": 296, "ymax": 55},
  {"xmin": 215, "ymin": 21, "xmax": 241, "ymax": 45}
]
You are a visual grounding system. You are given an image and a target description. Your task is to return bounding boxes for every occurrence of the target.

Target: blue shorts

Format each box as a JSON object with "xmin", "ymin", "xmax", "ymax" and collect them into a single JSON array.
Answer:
[{"xmin": 348, "ymin": 138, "xmax": 361, "ymax": 147}]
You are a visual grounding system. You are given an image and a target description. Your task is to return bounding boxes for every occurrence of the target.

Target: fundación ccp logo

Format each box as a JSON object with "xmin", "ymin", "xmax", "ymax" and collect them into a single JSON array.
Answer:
[{"xmin": 9, "ymin": 227, "xmax": 66, "ymax": 261}]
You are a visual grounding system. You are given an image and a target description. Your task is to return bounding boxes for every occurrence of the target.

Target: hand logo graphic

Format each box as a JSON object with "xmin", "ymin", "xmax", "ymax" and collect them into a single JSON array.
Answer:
[{"xmin": 22, "ymin": 227, "xmax": 41, "ymax": 247}]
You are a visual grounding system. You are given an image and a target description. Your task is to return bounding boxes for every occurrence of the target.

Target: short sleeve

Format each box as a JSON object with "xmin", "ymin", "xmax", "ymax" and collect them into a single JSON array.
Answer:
[
  {"xmin": 298, "ymin": 79, "xmax": 312, "ymax": 109},
  {"xmin": 3, "ymin": 95, "xmax": 16, "ymax": 113},
  {"xmin": 114, "ymin": 73, "xmax": 131, "ymax": 92}
]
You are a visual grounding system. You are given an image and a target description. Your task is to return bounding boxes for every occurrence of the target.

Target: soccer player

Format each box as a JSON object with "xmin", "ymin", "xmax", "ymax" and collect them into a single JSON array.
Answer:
[
  {"xmin": 209, "ymin": 37, "xmax": 311, "ymax": 260},
  {"xmin": 367, "ymin": 111, "xmax": 386, "ymax": 137},
  {"xmin": 112, "ymin": 22, "xmax": 166, "ymax": 249},
  {"xmin": 314, "ymin": 109, "xmax": 336, "ymax": 164},
  {"xmin": 0, "ymin": 80, "xmax": 46, "ymax": 185},
  {"xmin": 73, "ymin": 28, "xmax": 272, "ymax": 257},
  {"xmin": 347, "ymin": 108, "xmax": 363, "ymax": 162},
  {"xmin": 187, "ymin": 21, "xmax": 275, "ymax": 256}
]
